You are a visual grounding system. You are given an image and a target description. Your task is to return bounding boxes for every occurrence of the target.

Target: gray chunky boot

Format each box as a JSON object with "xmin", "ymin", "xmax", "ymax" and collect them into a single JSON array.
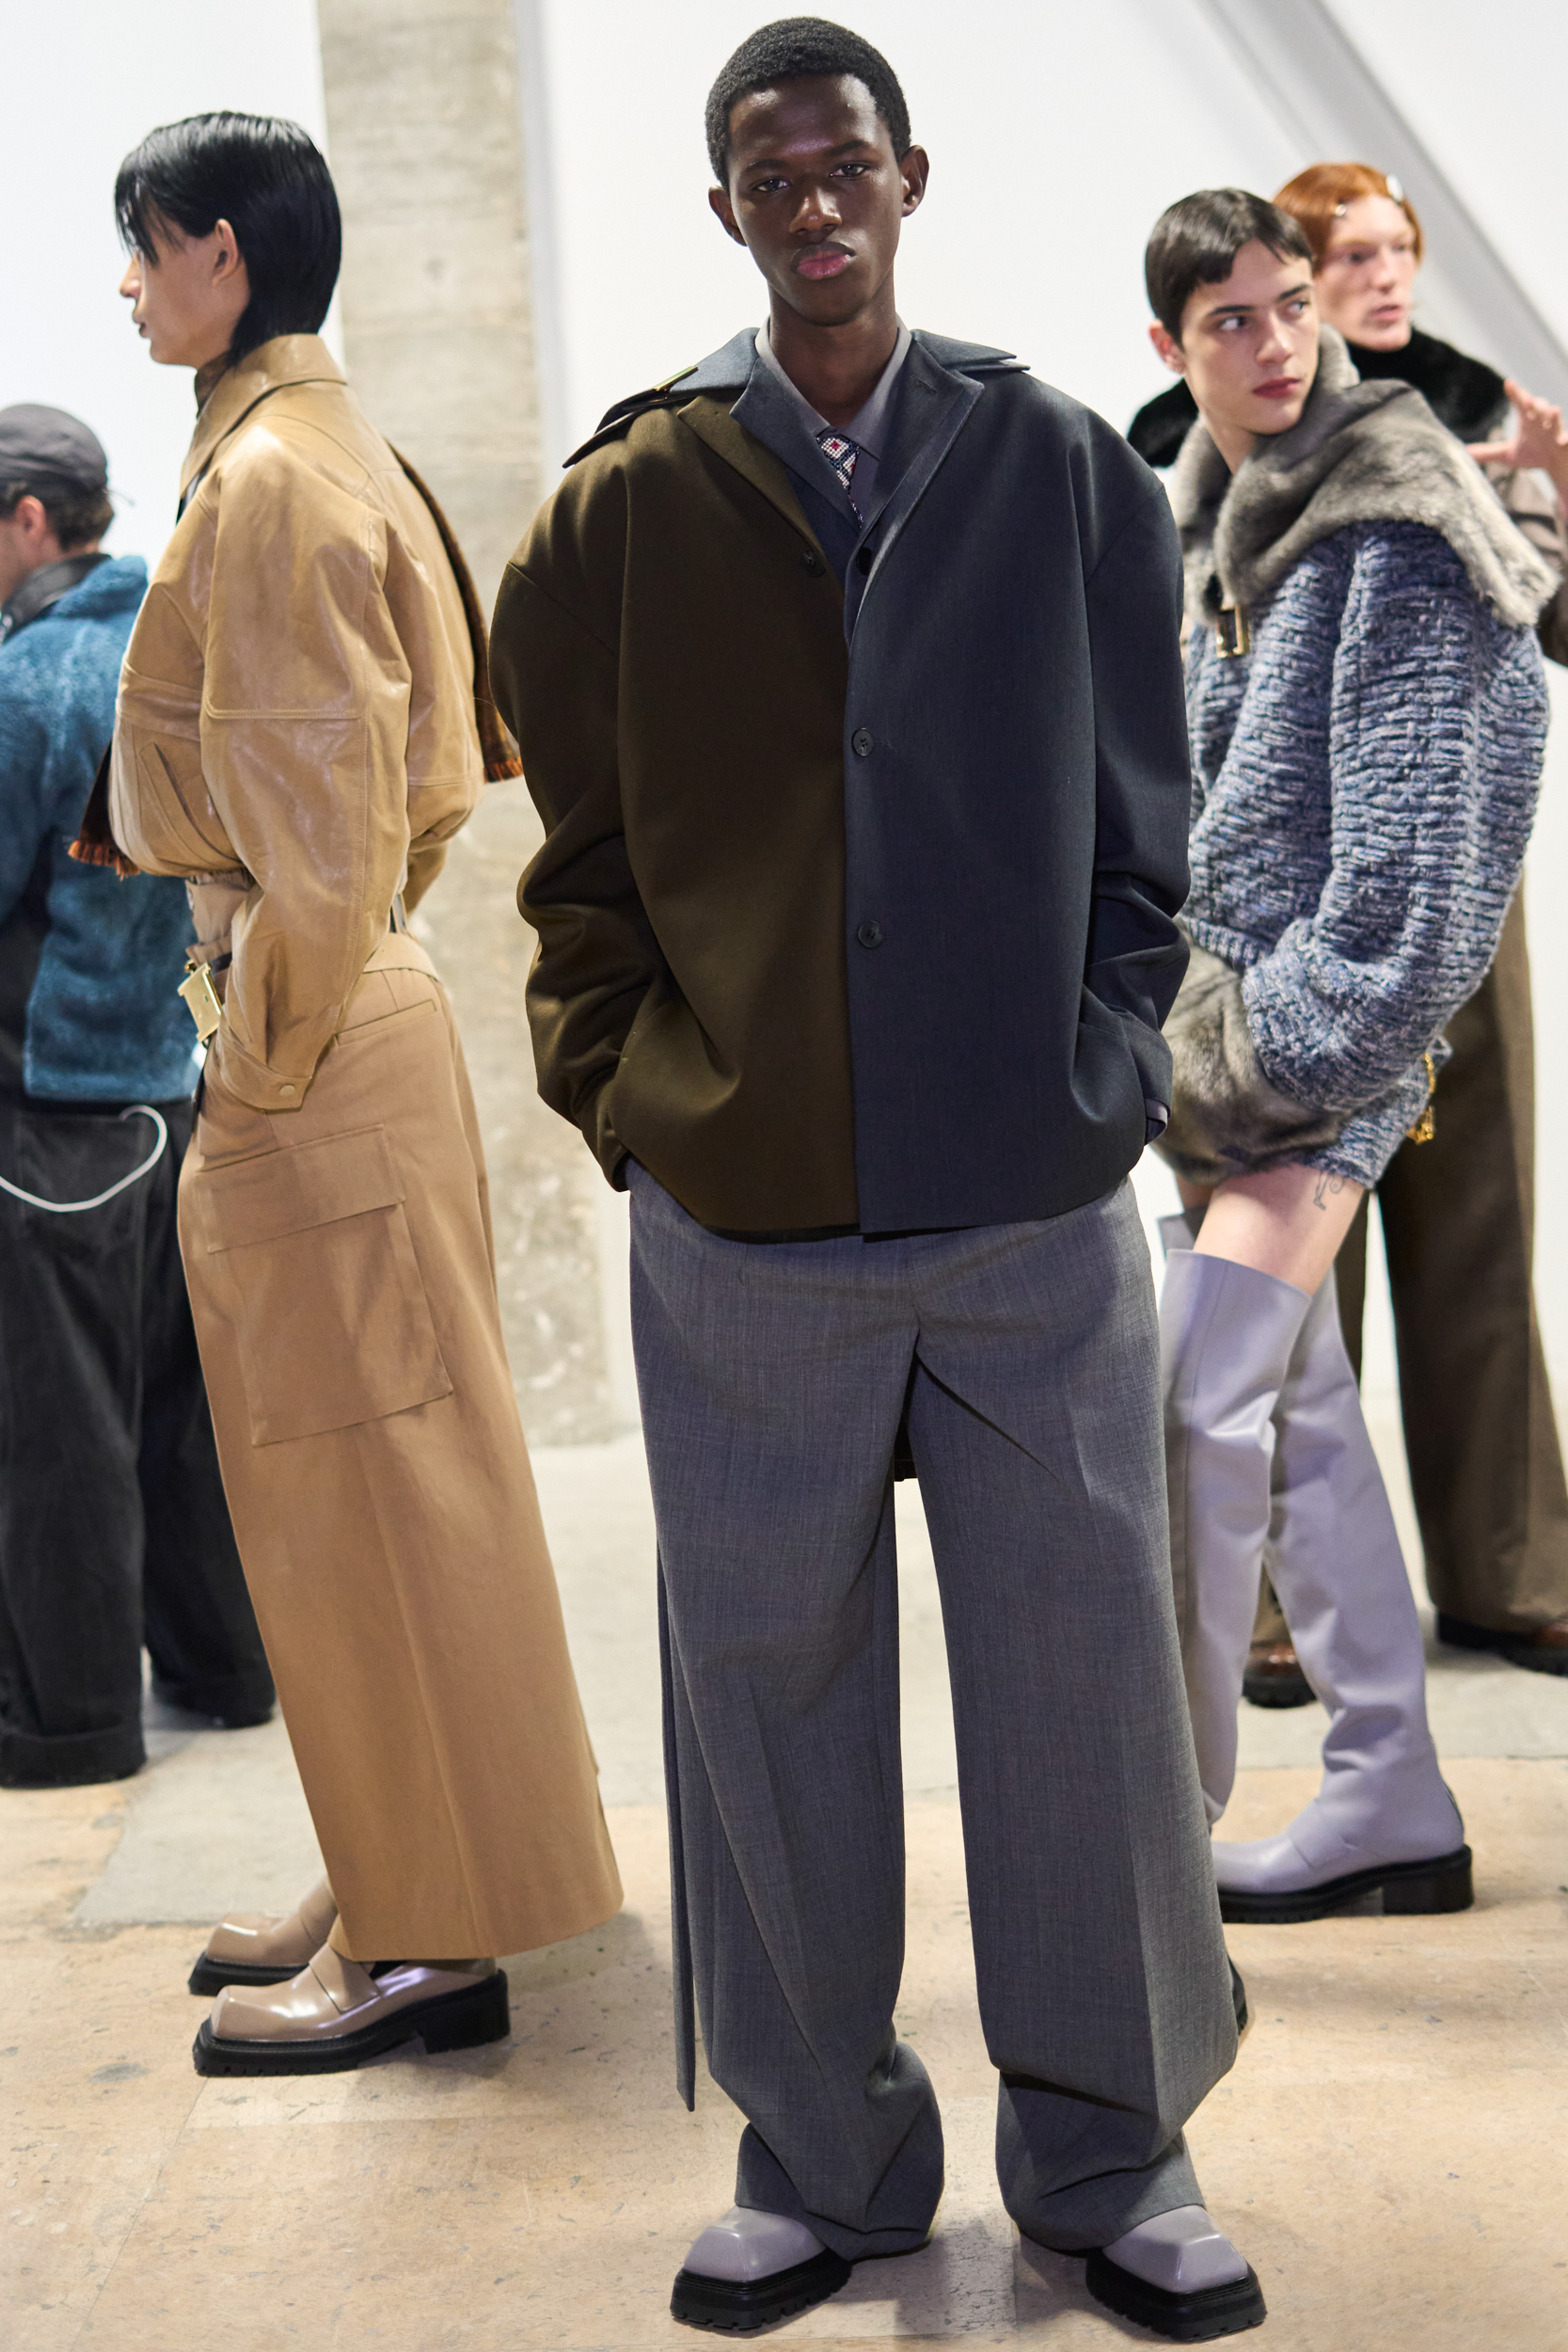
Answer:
[{"xmin": 1214, "ymin": 1274, "xmax": 1470, "ymax": 1922}]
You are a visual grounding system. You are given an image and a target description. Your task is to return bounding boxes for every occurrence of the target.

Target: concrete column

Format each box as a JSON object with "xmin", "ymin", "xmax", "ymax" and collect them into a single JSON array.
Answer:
[{"xmin": 315, "ymin": 0, "xmax": 620, "ymax": 1442}]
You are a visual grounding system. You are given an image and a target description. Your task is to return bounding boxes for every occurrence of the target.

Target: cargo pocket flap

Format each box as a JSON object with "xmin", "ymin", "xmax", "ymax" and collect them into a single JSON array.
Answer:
[{"xmin": 202, "ymin": 1125, "xmax": 403, "ymax": 1252}]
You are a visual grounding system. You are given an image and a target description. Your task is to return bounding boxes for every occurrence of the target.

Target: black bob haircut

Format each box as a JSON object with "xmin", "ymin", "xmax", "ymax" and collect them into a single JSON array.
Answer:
[
  {"xmin": 115, "ymin": 113, "xmax": 341, "ymax": 364},
  {"xmin": 1145, "ymin": 188, "xmax": 1313, "ymax": 342},
  {"xmin": 705, "ymin": 17, "xmax": 911, "ymax": 184}
]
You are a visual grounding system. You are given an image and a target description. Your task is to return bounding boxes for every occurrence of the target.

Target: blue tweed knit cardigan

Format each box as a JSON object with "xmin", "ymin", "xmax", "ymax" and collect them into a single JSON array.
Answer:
[{"xmin": 1170, "ymin": 334, "xmax": 1553, "ymax": 1187}]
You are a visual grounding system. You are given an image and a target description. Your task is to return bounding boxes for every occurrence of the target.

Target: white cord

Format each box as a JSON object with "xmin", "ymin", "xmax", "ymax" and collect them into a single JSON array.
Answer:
[{"xmin": 0, "ymin": 1104, "xmax": 169, "ymax": 1214}]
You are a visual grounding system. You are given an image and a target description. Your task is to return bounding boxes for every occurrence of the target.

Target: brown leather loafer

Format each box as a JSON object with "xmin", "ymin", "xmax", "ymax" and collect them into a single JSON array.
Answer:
[
  {"xmin": 1437, "ymin": 1613, "xmax": 1568, "ymax": 1678},
  {"xmin": 1242, "ymin": 1638, "xmax": 1315, "ymax": 1709},
  {"xmin": 188, "ymin": 1876, "xmax": 339, "ymax": 1995},
  {"xmin": 192, "ymin": 1945, "xmax": 510, "ymax": 2075}
]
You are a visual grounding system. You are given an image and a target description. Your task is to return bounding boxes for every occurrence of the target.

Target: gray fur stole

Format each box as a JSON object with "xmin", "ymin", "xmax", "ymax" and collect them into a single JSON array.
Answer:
[{"xmin": 1169, "ymin": 327, "xmax": 1557, "ymax": 631}]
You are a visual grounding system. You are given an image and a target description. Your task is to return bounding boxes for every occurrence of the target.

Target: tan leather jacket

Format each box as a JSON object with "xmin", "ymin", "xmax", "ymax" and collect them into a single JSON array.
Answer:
[{"xmin": 110, "ymin": 335, "xmax": 483, "ymax": 1113}]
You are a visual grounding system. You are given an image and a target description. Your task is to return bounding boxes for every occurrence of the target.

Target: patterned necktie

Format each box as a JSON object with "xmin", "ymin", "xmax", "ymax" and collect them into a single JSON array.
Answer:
[{"xmin": 816, "ymin": 427, "xmax": 863, "ymax": 521}]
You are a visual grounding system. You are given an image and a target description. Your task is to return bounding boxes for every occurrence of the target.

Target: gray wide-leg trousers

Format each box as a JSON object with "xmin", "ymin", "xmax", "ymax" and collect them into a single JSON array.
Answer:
[{"xmin": 628, "ymin": 1166, "xmax": 1235, "ymax": 2262}]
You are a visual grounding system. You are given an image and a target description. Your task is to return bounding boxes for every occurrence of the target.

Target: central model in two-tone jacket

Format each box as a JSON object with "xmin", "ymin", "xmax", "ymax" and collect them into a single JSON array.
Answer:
[{"xmin": 490, "ymin": 327, "xmax": 1194, "ymax": 1237}]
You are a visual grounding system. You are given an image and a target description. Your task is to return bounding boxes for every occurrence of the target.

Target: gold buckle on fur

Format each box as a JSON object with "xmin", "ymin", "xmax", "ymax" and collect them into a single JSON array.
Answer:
[{"xmin": 1215, "ymin": 605, "xmax": 1250, "ymax": 659}]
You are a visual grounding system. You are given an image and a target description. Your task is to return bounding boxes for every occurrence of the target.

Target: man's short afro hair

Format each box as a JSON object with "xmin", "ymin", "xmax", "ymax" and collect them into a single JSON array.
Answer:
[{"xmin": 705, "ymin": 18, "xmax": 911, "ymax": 184}]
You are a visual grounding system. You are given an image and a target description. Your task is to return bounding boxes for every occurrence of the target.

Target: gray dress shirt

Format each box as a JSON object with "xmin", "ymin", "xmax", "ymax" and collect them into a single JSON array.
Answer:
[{"xmin": 752, "ymin": 320, "xmax": 912, "ymax": 518}]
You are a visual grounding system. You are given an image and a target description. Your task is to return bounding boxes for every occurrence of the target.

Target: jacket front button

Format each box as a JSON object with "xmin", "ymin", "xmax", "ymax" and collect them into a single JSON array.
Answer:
[
  {"xmin": 800, "ymin": 548, "xmax": 825, "ymax": 577},
  {"xmin": 851, "ymin": 727, "xmax": 874, "ymax": 757},
  {"xmin": 278, "ymin": 1084, "xmax": 296, "ymax": 1099},
  {"xmin": 856, "ymin": 920, "xmax": 884, "ymax": 949}
]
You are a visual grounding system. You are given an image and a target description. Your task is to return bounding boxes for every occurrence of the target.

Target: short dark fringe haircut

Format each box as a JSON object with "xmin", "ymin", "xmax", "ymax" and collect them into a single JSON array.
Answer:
[
  {"xmin": 705, "ymin": 17, "xmax": 911, "ymax": 184},
  {"xmin": 0, "ymin": 480, "xmax": 113, "ymax": 550},
  {"xmin": 115, "ymin": 113, "xmax": 341, "ymax": 364},
  {"xmin": 1146, "ymin": 188, "xmax": 1314, "ymax": 342}
]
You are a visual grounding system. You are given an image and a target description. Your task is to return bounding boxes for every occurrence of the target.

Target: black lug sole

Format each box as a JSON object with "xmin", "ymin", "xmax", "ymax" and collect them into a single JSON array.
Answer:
[
  {"xmin": 188, "ymin": 1954, "xmax": 304, "ymax": 1997},
  {"xmin": 1086, "ymin": 2249, "xmax": 1266, "ymax": 2342},
  {"xmin": 1218, "ymin": 1844, "xmax": 1473, "ymax": 1925},
  {"xmin": 671, "ymin": 2249, "xmax": 852, "ymax": 2332},
  {"xmin": 1241, "ymin": 1666, "xmax": 1316, "ymax": 1709},
  {"xmin": 192, "ymin": 1966, "xmax": 510, "ymax": 2075},
  {"xmin": 1228, "ymin": 1959, "xmax": 1247, "ymax": 2035}
]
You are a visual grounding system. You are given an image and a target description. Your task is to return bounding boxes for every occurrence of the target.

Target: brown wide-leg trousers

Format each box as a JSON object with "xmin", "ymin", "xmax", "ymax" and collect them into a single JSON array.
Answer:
[
  {"xmin": 1337, "ymin": 898, "xmax": 1568, "ymax": 1634},
  {"xmin": 178, "ymin": 934, "xmax": 622, "ymax": 1959}
]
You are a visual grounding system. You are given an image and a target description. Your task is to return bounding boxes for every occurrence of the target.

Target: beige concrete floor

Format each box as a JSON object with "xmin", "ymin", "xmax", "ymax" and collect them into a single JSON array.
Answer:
[{"xmin": 5, "ymin": 1438, "xmax": 1567, "ymax": 2351}]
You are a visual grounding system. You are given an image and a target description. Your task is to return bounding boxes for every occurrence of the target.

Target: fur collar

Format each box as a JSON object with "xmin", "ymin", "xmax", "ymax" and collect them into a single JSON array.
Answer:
[{"xmin": 1169, "ymin": 327, "xmax": 1554, "ymax": 631}]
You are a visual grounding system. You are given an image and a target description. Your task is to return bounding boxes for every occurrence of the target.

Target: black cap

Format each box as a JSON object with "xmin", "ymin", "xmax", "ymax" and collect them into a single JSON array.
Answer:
[{"xmin": 0, "ymin": 405, "xmax": 109, "ymax": 501}]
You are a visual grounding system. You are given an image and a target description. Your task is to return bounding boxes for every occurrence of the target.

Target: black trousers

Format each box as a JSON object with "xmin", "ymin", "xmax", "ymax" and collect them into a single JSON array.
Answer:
[{"xmin": 0, "ymin": 1094, "xmax": 273, "ymax": 1785}]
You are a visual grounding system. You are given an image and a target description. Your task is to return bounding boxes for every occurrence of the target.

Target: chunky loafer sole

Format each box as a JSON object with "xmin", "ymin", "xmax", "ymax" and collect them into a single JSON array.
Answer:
[
  {"xmin": 192, "ymin": 1966, "xmax": 510, "ymax": 2074},
  {"xmin": 1218, "ymin": 1844, "xmax": 1473, "ymax": 1924},
  {"xmin": 1437, "ymin": 1613, "xmax": 1568, "ymax": 1677},
  {"xmin": 1085, "ymin": 2250, "xmax": 1266, "ymax": 2342},
  {"xmin": 671, "ymin": 2249, "xmax": 852, "ymax": 2332},
  {"xmin": 187, "ymin": 1954, "xmax": 305, "ymax": 1997}
]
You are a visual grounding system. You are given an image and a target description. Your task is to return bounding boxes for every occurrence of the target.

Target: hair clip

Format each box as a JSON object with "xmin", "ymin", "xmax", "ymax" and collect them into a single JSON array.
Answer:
[
  {"xmin": 1333, "ymin": 201, "xmax": 1346, "ymax": 216},
  {"xmin": 1385, "ymin": 173, "xmax": 1405, "ymax": 202}
]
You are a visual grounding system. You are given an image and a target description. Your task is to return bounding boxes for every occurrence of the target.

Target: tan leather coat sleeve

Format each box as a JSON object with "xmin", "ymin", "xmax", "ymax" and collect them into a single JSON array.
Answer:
[
  {"xmin": 112, "ymin": 407, "xmax": 480, "ymax": 1113},
  {"xmin": 195, "ymin": 437, "xmax": 415, "ymax": 1107}
]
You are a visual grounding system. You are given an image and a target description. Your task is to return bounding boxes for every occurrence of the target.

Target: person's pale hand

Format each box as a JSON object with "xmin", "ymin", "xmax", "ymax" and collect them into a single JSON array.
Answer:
[{"xmin": 1467, "ymin": 377, "xmax": 1568, "ymax": 501}]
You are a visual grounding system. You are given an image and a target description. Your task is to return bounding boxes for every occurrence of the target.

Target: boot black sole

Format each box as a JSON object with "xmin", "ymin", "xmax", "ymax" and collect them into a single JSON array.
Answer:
[
  {"xmin": 1241, "ymin": 1666, "xmax": 1315, "ymax": 1709},
  {"xmin": 191, "ymin": 1967, "xmax": 511, "ymax": 2074},
  {"xmin": 1218, "ymin": 1844, "xmax": 1473, "ymax": 1925},
  {"xmin": 188, "ymin": 1955, "xmax": 305, "ymax": 1997},
  {"xmin": 1437, "ymin": 1613, "xmax": 1568, "ymax": 1677},
  {"xmin": 671, "ymin": 2249, "xmax": 852, "ymax": 2332},
  {"xmin": 1085, "ymin": 2250, "xmax": 1266, "ymax": 2342}
]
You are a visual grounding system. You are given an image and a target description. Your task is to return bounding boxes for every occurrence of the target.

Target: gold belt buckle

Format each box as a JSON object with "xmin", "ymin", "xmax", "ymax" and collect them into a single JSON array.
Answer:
[{"xmin": 178, "ymin": 953, "xmax": 223, "ymax": 1043}]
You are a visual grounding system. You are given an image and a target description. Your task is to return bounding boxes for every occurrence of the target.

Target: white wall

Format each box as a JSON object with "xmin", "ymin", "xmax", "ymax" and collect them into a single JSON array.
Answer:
[
  {"xmin": 0, "ymin": 0, "xmax": 331, "ymax": 576},
  {"xmin": 1326, "ymin": 0, "xmax": 1568, "ymax": 355}
]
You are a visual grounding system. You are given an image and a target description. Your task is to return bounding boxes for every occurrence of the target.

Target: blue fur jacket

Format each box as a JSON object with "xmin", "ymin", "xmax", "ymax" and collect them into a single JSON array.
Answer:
[{"xmin": 1166, "ymin": 334, "xmax": 1552, "ymax": 1188}]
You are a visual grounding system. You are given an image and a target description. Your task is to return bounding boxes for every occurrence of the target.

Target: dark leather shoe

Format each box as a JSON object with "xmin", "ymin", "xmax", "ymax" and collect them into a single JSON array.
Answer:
[
  {"xmin": 1242, "ymin": 1637, "xmax": 1315, "ymax": 1708},
  {"xmin": 1437, "ymin": 1613, "xmax": 1568, "ymax": 1677},
  {"xmin": 671, "ymin": 2249, "xmax": 852, "ymax": 2332},
  {"xmin": 1086, "ymin": 2247, "xmax": 1266, "ymax": 2341}
]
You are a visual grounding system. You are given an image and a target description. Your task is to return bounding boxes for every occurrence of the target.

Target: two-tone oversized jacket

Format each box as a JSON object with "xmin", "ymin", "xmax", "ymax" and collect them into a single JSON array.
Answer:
[
  {"xmin": 491, "ymin": 326, "xmax": 1194, "ymax": 1236},
  {"xmin": 105, "ymin": 336, "xmax": 486, "ymax": 1114}
]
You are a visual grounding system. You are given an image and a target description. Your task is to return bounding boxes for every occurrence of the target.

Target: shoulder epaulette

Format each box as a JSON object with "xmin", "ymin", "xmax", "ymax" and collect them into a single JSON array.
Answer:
[{"xmin": 563, "ymin": 364, "xmax": 712, "ymax": 469}]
